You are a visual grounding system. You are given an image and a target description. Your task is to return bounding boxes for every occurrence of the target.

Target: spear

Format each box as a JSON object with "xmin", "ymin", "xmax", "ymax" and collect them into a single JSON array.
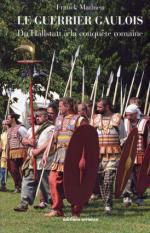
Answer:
[
  {"xmin": 113, "ymin": 65, "xmax": 121, "ymax": 106},
  {"xmin": 144, "ymin": 81, "xmax": 150, "ymax": 115},
  {"xmin": 69, "ymin": 73, "xmax": 73, "ymax": 97},
  {"xmin": 106, "ymin": 71, "xmax": 114, "ymax": 97},
  {"xmin": 122, "ymin": 84, "xmax": 127, "ymax": 115},
  {"xmin": 147, "ymin": 103, "xmax": 150, "ymax": 116},
  {"xmin": 136, "ymin": 70, "xmax": 144, "ymax": 98},
  {"xmin": 90, "ymin": 65, "xmax": 101, "ymax": 124},
  {"xmin": 101, "ymin": 85, "xmax": 104, "ymax": 98},
  {"xmin": 64, "ymin": 46, "xmax": 80, "ymax": 97},
  {"xmin": 82, "ymin": 65, "xmax": 85, "ymax": 103},
  {"xmin": 29, "ymin": 74, "xmax": 35, "ymax": 175},
  {"xmin": 90, "ymin": 78, "xmax": 97, "ymax": 100},
  {"xmin": 120, "ymin": 78, "xmax": 123, "ymax": 114},
  {"xmin": 69, "ymin": 56, "xmax": 73, "ymax": 97},
  {"xmin": 124, "ymin": 62, "xmax": 139, "ymax": 114},
  {"xmin": 44, "ymin": 50, "xmax": 55, "ymax": 106}
]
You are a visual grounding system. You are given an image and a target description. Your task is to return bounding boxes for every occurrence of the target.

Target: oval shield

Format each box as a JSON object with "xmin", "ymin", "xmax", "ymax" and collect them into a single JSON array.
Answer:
[
  {"xmin": 115, "ymin": 127, "xmax": 138, "ymax": 198},
  {"xmin": 63, "ymin": 125, "xmax": 99, "ymax": 206},
  {"xmin": 136, "ymin": 143, "xmax": 150, "ymax": 195}
]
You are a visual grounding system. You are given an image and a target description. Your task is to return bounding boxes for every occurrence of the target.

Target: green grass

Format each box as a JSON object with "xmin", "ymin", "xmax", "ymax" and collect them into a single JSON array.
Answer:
[{"xmin": 1, "ymin": 177, "xmax": 150, "ymax": 233}]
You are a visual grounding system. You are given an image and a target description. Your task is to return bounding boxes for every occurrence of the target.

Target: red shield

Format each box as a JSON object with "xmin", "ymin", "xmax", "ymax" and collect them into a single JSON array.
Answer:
[
  {"xmin": 115, "ymin": 128, "xmax": 138, "ymax": 198},
  {"xmin": 136, "ymin": 143, "xmax": 150, "ymax": 195},
  {"xmin": 64, "ymin": 125, "xmax": 99, "ymax": 206}
]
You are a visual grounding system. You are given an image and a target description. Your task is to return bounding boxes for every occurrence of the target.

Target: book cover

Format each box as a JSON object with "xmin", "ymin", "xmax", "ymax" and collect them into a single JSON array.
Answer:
[{"xmin": 0, "ymin": 1, "xmax": 150, "ymax": 232}]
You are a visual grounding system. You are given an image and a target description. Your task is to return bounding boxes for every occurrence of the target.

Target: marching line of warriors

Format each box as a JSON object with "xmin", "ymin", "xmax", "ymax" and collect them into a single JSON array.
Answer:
[{"xmin": 0, "ymin": 96, "xmax": 150, "ymax": 216}]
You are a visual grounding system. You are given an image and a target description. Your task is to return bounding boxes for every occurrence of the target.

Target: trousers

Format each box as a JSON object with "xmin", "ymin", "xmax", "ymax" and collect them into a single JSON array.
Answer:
[
  {"xmin": 99, "ymin": 158, "xmax": 119, "ymax": 208},
  {"xmin": 20, "ymin": 169, "xmax": 50, "ymax": 206},
  {"xmin": 0, "ymin": 168, "xmax": 6, "ymax": 187},
  {"xmin": 7, "ymin": 158, "xmax": 24, "ymax": 189},
  {"xmin": 49, "ymin": 170, "xmax": 82, "ymax": 216},
  {"xmin": 123, "ymin": 164, "xmax": 143, "ymax": 198}
]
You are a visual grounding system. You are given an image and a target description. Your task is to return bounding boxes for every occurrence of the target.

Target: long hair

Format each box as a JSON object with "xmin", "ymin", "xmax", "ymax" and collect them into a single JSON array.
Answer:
[
  {"xmin": 97, "ymin": 97, "xmax": 113, "ymax": 112},
  {"xmin": 8, "ymin": 113, "xmax": 20, "ymax": 124},
  {"xmin": 59, "ymin": 97, "xmax": 77, "ymax": 114},
  {"xmin": 48, "ymin": 102, "xmax": 59, "ymax": 116},
  {"xmin": 78, "ymin": 102, "xmax": 88, "ymax": 115}
]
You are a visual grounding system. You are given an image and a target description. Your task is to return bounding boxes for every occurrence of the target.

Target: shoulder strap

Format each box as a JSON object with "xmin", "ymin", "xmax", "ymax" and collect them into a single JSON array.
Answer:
[{"xmin": 138, "ymin": 118, "xmax": 149, "ymax": 134}]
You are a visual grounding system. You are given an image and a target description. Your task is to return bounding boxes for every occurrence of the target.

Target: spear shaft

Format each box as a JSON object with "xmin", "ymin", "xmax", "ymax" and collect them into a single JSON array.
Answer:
[
  {"xmin": 136, "ymin": 70, "xmax": 144, "ymax": 98},
  {"xmin": 122, "ymin": 84, "xmax": 127, "ymax": 115},
  {"xmin": 90, "ymin": 76, "xmax": 98, "ymax": 124},
  {"xmin": 120, "ymin": 79, "xmax": 123, "ymax": 114},
  {"xmin": 45, "ymin": 50, "xmax": 55, "ymax": 106},
  {"xmin": 90, "ymin": 66, "xmax": 101, "ymax": 124},
  {"xmin": 147, "ymin": 103, "xmax": 150, "ymax": 116},
  {"xmin": 101, "ymin": 85, "xmax": 104, "ymax": 98},
  {"xmin": 124, "ymin": 62, "xmax": 139, "ymax": 114},
  {"xmin": 113, "ymin": 76, "xmax": 119, "ymax": 106},
  {"xmin": 90, "ymin": 79, "xmax": 96, "ymax": 100},
  {"xmin": 29, "ymin": 73, "xmax": 36, "ymax": 180},
  {"xmin": 144, "ymin": 81, "xmax": 150, "ymax": 115},
  {"xmin": 106, "ymin": 72, "xmax": 113, "ymax": 97},
  {"xmin": 69, "ymin": 73, "xmax": 73, "ymax": 97},
  {"xmin": 113, "ymin": 65, "xmax": 121, "ymax": 106},
  {"xmin": 82, "ymin": 66, "xmax": 85, "ymax": 103},
  {"xmin": 64, "ymin": 47, "xmax": 80, "ymax": 97},
  {"xmin": 69, "ymin": 57, "xmax": 74, "ymax": 97}
]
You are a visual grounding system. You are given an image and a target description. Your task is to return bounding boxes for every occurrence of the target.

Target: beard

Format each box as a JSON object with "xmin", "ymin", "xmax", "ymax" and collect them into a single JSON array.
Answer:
[{"xmin": 48, "ymin": 115, "xmax": 52, "ymax": 121}]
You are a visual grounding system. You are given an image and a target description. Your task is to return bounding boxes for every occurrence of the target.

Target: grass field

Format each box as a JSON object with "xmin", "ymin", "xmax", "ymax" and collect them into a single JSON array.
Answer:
[{"xmin": 1, "ymin": 177, "xmax": 150, "ymax": 233}]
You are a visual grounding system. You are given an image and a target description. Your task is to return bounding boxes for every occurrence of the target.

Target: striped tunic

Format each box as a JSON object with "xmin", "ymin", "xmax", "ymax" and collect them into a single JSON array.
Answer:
[
  {"xmin": 124, "ymin": 118, "xmax": 150, "ymax": 164},
  {"xmin": 91, "ymin": 113, "xmax": 123, "ymax": 160},
  {"xmin": 51, "ymin": 114, "xmax": 84, "ymax": 172},
  {"xmin": 7, "ymin": 125, "xmax": 27, "ymax": 159}
]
